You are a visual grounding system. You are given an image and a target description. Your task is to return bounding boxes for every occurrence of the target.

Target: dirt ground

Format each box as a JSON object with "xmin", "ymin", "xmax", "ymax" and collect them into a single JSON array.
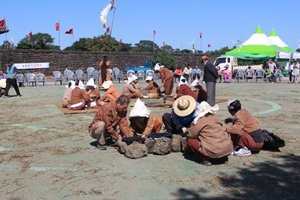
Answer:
[{"xmin": 0, "ymin": 78, "xmax": 299, "ymax": 200}]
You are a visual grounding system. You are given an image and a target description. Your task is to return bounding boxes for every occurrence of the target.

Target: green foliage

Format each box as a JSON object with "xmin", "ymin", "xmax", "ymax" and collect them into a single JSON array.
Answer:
[
  {"xmin": 1, "ymin": 40, "xmax": 15, "ymax": 49},
  {"xmin": 153, "ymin": 52, "xmax": 176, "ymax": 70},
  {"xmin": 132, "ymin": 40, "xmax": 160, "ymax": 52},
  {"xmin": 161, "ymin": 45, "xmax": 174, "ymax": 54},
  {"xmin": 17, "ymin": 32, "xmax": 59, "ymax": 50}
]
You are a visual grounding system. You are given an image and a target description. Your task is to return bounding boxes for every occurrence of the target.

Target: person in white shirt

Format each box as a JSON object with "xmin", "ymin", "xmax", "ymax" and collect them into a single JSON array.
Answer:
[{"xmin": 182, "ymin": 64, "xmax": 193, "ymax": 82}]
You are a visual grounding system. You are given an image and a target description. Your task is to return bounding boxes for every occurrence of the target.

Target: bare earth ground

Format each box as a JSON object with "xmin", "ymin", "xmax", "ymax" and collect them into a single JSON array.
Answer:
[{"xmin": 0, "ymin": 78, "xmax": 299, "ymax": 200}]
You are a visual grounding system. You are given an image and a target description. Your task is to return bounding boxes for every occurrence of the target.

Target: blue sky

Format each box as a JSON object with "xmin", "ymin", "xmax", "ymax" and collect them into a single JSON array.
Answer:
[{"xmin": 1, "ymin": 0, "xmax": 299, "ymax": 51}]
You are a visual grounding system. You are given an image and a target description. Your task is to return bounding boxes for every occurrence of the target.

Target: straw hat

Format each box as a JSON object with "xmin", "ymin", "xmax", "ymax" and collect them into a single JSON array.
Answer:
[
  {"xmin": 173, "ymin": 95, "xmax": 196, "ymax": 117},
  {"xmin": 102, "ymin": 80, "xmax": 113, "ymax": 89},
  {"xmin": 132, "ymin": 75, "xmax": 138, "ymax": 81},
  {"xmin": 190, "ymin": 79, "xmax": 200, "ymax": 87},
  {"xmin": 193, "ymin": 101, "xmax": 219, "ymax": 124},
  {"xmin": 86, "ymin": 78, "xmax": 96, "ymax": 88},
  {"xmin": 129, "ymin": 98, "xmax": 150, "ymax": 118},
  {"xmin": 145, "ymin": 76, "xmax": 153, "ymax": 81}
]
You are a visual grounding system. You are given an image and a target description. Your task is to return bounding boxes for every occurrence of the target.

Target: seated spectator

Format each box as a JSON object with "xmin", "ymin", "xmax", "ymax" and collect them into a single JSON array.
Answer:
[
  {"xmin": 0, "ymin": 78, "xmax": 6, "ymax": 97},
  {"xmin": 186, "ymin": 101, "xmax": 232, "ymax": 165},
  {"xmin": 190, "ymin": 80, "xmax": 207, "ymax": 103},
  {"xmin": 85, "ymin": 78, "xmax": 100, "ymax": 108},
  {"xmin": 174, "ymin": 77, "xmax": 197, "ymax": 100},
  {"xmin": 68, "ymin": 79, "xmax": 90, "ymax": 110},
  {"xmin": 122, "ymin": 77, "xmax": 149, "ymax": 99},
  {"xmin": 0, "ymin": 71, "xmax": 7, "ymax": 79},
  {"xmin": 225, "ymin": 99, "xmax": 265, "ymax": 156},
  {"xmin": 192, "ymin": 65, "xmax": 202, "ymax": 81},
  {"xmin": 162, "ymin": 95, "xmax": 197, "ymax": 135},
  {"xmin": 129, "ymin": 98, "xmax": 163, "ymax": 138},
  {"xmin": 174, "ymin": 66, "xmax": 182, "ymax": 83},
  {"xmin": 265, "ymin": 68, "xmax": 272, "ymax": 82},
  {"xmin": 142, "ymin": 76, "xmax": 161, "ymax": 99},
  {"xmin": 62, "ymin": 81, "xmax": 75, "ymax": 108},
  {"xmin": 182, "ymin": 64, "xmax": 192, "ymax": 82},
  {"xmin": 88, "ymin": 95, "xmax": 131, "ymax": 150},
  {"xmin": 99, "ymin": 80, "xmax": 121, "ymax": 105}
]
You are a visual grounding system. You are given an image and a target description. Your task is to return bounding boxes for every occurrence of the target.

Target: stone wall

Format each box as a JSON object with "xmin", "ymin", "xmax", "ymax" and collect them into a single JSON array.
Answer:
[{"xmin": 0, "ymin": 49, "xmax": 218, "ymax": 75}]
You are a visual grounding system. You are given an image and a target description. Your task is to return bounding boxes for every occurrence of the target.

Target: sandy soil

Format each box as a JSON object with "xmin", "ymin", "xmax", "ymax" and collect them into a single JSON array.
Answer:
[{"xmin": 0, "ymin": 79, "xmax": 299, "ymax": 200}]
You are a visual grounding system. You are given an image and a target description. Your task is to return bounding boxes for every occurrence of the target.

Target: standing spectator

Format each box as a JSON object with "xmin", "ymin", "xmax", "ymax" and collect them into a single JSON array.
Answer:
[
  {"xmin": 216, "ymin": 66, "xmax": 223, "ymax": 83},
  {"xmin": 98, "ymin": 55, "xmax": 111, "ymax": 88},
  {"xmin": 287, "ymin": 61, "xmax": 293, "ymax": 82},
  {"xmin": 268, "ymin": 59, "xmax": 277, "ymax": 82},
  {"xmin": 202, "ymin": 55, "xmax": 218, "ymax": 106},
  {"xmin": 192, "ymin": 65, "xmax": 202, "ymax": 81},
  {"xmin": 173, "ymin": 66, "xmax": 182, "ymax": 83},
  {"xmin": 182, "ymin": 64, "xmax": 193, "ymax": 82},
  {"xmin": 88, "ymin": 95, "xmax": 131, "ymax": 150},
  {"xmin": 222, "ymin": 65, "xmax": 232, "ymax": 83},
  {"xmin": 154, "ymin": 63, "xmax": 174, "ymax": 96},
  {"xmin": 292, "ymin": 60, "xmax": 299, "ymax": 83},
  {"xmin": 4, "ymin": 61, "xmax": 22, "ymax": 98}
]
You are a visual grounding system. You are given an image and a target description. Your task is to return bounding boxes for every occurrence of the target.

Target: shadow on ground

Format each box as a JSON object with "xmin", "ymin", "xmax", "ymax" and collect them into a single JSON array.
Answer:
[{"xmin": 172, "ymin": 154, "xmax": 300, "ymax": 199}]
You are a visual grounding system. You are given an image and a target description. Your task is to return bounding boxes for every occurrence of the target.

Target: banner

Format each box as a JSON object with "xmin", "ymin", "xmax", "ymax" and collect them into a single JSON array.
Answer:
[
  {"xmin": 65, "ymin": 28, "xmax": 73, "ymax": 34},
  {"xmin": 14, "ymin": 62, "xmax": 50, "ymax": 69},
  {"xmin": 55, "ymin": 22, "xmax": 60, "ymax": 31},
  {"xmin": 0, "ymin": 18, "xmax": 6, "ymax": 28}
]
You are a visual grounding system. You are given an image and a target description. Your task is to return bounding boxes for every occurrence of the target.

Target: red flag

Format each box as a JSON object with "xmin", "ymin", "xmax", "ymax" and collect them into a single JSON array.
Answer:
[
  {"xmin": 0, "ymin": 18, "xmax": 6, "ymax": 28},
  {"xmin": 208, "ymin": 44, "xmax": 211, "ymax": 48},
  {"xmin": 163, "ymin": 41, "xmax": 165, "ymax": 46},
  {"xmin": 119, "ymin": 39, "xmax": 122, "ymax": 43},
  {"xmin": 55, "ymin": 22, "xmax": 60, "ymax": 31},
  {"xmin": 65, "ymin": 28, "xmax": 73, "ymax": 34},
  {"xmin": 28, "ymin": 31, "xmax": 32, "ymax": 38},
  {"xmin": 199, "ymin": 32, "xmax": 202, "ymax": 38},
  {"xmin": 153, "ymin": 29, "xmax": 156, "ymax": 37}
]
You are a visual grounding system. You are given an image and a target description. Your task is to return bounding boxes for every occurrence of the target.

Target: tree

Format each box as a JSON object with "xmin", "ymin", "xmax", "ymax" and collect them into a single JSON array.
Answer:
[
  {"xmin": 132, "ymin": 40, "xmax": 160, "ymax": 52},
  {"xmin": 17, "ymin": 32, "xmax": 59, "ymax": 50},
  {"xmin": 153, "ymin": 52, "xmax": 176, "ymax": 70},
  {"xmin": 161, "ymin": 45, "xmax": 174, "ymax": 54},
  {"xmin": 1, "ymin": 40, "xmax": 15, "ymax": 49}
]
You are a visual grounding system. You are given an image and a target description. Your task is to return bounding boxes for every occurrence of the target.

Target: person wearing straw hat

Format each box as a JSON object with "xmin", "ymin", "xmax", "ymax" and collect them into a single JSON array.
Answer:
[
  {"xmin": 225, "ymin": 99, "xmax": 264, "ymax": 157},
  {"xmin": 190, "ymin": 79, "xmax": 207, "ymax": 103},
  {"xmin": 129, "ymin": 98, "xmax": 163, "ymax": 138},
  {"xmin": 174, "ymin": 77, "xmax": 197, "ymax": 100},
  {"xmin": 62, "ymin": 80, "xmax": 75, "ymax": 108},
  {"xmin": 142, "ymin": 76, "xmax": 161, "ymax": 99},
  {"xmin": 202, "ymin": 55, "xmax": 218, "ymax": 106},
  {"xmin": 122, "ymin": 77, "xmax": 149, "ymax": 99},
  {"xmin": 88, "ymin": 95, "xmax": 131, "ymax": 150},
  {"xmin": 68, "ymin": 79, "xmax": 90, "ymax": 110},
  {"xmin": 98, "ymin": 80, "xmax": 121, "ymax": 106},
  {"xmin": 162, "ymin": 95, "xmax": 197, "ymax": 135},
  {"xmin": 154, "ymin": 63, "xmax": 174, "ymax": 95},
  {"xmin": 85, "ymin": 78, "xmax": 100, "ymax": 104},
  {"xmin": 186, "ymin": 101, "xmax": 232, "ymax": 166}
]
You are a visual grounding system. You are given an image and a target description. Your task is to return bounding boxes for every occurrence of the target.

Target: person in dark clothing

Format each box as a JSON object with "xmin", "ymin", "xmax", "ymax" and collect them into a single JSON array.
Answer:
[
  {"xmin": 4, "ymin": 61, "xmax": 21, "ymax": 98},
  {"xmin": 202, "ymin": 55, "xmax": 218, "ymax": 106}
]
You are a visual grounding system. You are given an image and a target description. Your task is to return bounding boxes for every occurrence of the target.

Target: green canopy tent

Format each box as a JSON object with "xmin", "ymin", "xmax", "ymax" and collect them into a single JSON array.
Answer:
[
  {"xmin": 226, "ymin": 26, "xmax": 286, "ymax": 58},
  {"xmin": 268, "ymin": 29, "xmax": 296, "ymax": 53}
]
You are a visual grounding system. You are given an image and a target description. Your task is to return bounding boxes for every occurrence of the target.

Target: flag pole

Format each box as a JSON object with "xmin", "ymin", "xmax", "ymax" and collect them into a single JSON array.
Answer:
[
  {"xmin": 110, "ymin": 8, "xmax": 116, "ymax": 36},
  {"xmin": 58, "ymin": 28, "xmax": 61, "ymax": 49}
]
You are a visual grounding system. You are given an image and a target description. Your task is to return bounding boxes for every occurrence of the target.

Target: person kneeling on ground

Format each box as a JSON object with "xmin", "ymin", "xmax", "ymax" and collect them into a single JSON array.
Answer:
[
  {"xmin": 129, "ymin": 98, "xmax": 162, "ymax": 138},
  {"xmin": 68, "ymin": 79, "xmax": 90, "ymax": 110},
  {"xmin": 85, "ymin": 78, "xmax": 100, "ymax": 108},
  {"xmin": 88, "ymin": 95, "xmax": 131, "ymax": 150},
  {"xmin": 174, "ymin": 77, "xmax": 197, "ymax": 100},
  {"xmin": 190, "ymin": 79, "xmax": 207, "ymax": 103},
  {"xmin": 141, "ymin": 76, "xmax": 161, "ymax": 99},
  {"xmin": 186, "ymin": 101, "xmax": 232, "ymax": 166},
  {"xmin": 62, "ymin": 81, "xmax": 75, "ymax": 108},
  {"xmin": 98, "ymin": 80, "xmax": 121, "ymax": 106},
  {"xmin": 225, "ymin": 99, "xmax": 265, "ymax": 156},
  {"xmin": 162, "ymin": 95, "xmax": 197, "ymax": 136},
  {"xmin": 122, "ymin": 77, "xmax": 149, "ymax": 99}
]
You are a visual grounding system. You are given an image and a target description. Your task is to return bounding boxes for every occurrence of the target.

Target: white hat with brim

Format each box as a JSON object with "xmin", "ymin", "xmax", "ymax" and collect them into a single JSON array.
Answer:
[
  {"xmin": 126, "ymin": 77, "xmax": 134, "ymax": 84},
  {"xmin": 132, "ymin": 75, "xmax": 138, "ymax": 81},
  {"xmin": 193, "ymin": 101, "xmax": 219, "ymax": 124},
  {"xmin": 129, "ymin": 98, "xmax": 150, "ymax": 118},
  {"xmin": 154, "ymin": 63, "xmax": 161, "ymax": 71},
  {"xmin": 178, "ymin": 77, "xmax": 187, "ymax": 86},
  {"xmin": 102, "ymin": 80, "xmax": 113, "ymax": 89},
  {"xmin": 65, "ymin": 80, "xmax": 76, "ymax": 89},
  {"xmin": 190, "ymin": 79, "xmax": 200, "ymax": 87},
  {"xmin": 227, "ymin": 99, "xmax": 238, "ymax": 107},
  {"xmin": 173, "ymin": 95, "xmax": 196, "ymax": 117},
  {"xmin": 86, "ymin": 78, "xmax": 96, "ymax": 88},
  {"xmin": 145, "ymin": 76, "xmax": 153, "ymax": 81}
]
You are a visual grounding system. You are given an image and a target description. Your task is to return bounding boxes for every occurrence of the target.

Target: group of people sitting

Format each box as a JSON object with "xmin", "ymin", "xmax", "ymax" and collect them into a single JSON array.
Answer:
[{"xmin": 173, "ymin": 64, "xmax": 202, "ymax": 83}]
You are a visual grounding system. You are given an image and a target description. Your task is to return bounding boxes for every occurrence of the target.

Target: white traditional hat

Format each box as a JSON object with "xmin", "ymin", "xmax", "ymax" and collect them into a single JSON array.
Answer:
[
  {"xmin": 145, "ymin": 76, "xmax": 153, "ymax": 81},
  {"xmin": 178, "ymin": 77, "xmax": 187, "ymax": 86},
  {"xmin": 0, "ymin": 79, "xmax": 6, "ymax": 88},
  {"xmin": 190, "ymin": 79, "xmax": 200, "ymax": 87},
  {"xmin": 154, "ymin": 63, "xmax": 161, "ymax": 71},
  {"xmin": 65, "ymin": 80, "xmax": 76, "ymax": 89},
  {"xmin": 86, "ymin": 78, "xmax": 96, "ymax": 88},
  {"xmin": 78, "ymin": 80, "xmax": 86, "ymax": 89},
  {"xmin": 131, "ymin": 75, "xmax": 138, "ymax": 81},
  {"xmin": 173, "ymin": 95, "xmax": 196, "ymax": 117},
  {"xmin": 102, "ymin": 80, "xmax": 113, "ymax": 89},
  {"xmin": 129, "ymin": 98, "xmax": 150, "ymax": 118},
  {"xmin": 126, "ymin": 77, "xmax": 134, "ymax": 84},
  {"xmin": 193, "ymin": 101, "xmax": 219, "ymax": 124}
]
